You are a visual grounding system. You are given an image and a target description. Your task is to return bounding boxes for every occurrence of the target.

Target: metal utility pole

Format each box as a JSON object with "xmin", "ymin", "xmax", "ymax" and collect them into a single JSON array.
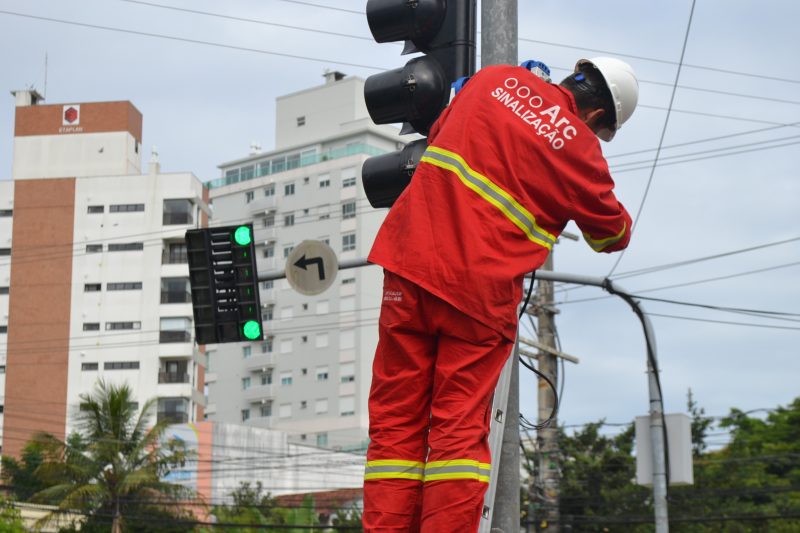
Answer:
[
  {"xmin": 480, "ymin": 1, "xmax": 519, "ymax": 532},
  {"xmin": 535, "ymin": 254, "xmax": 560, "ymax": 531}
]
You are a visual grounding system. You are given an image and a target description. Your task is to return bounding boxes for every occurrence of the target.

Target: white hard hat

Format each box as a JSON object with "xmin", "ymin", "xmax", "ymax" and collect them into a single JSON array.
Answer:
[{"xmin": 575, "ymin": 57, "xmax": 639, "ymax": 141}]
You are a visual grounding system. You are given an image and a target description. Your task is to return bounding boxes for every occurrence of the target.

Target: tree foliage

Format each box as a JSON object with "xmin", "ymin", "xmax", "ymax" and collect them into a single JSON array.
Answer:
[
  {"xmin": 524, "ymin": 393, "xmax": 800, "ymax": 531},
  {"xmin": 26, "ymin": 380, "xmax": 197, "ymax": 532}
]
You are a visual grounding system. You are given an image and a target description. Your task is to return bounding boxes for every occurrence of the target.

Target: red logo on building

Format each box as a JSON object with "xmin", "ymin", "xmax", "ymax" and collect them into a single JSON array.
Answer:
[{"xmin": 62, "ymin": 105, "xmax": 80, "ymax": 126}]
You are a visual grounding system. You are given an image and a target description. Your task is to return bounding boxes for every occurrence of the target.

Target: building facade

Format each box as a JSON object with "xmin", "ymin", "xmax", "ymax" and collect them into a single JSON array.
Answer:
[
  {"xmin": 0, "ymin": 90, "xmax": 207, "ymax": 457},
  {"xmin": 205, "ymin": 72, "xmax": 406, "ymax": 451}
]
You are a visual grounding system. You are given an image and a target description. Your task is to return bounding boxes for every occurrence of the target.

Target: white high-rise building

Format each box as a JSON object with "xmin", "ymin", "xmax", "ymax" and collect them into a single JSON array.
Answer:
[
  {"xmin": 0, "ymin": 90, "xmax": 207, "ymax": 457},
  {"xmin": 205, "ymin": 71, "xmax": 406, "ymax": 451}
]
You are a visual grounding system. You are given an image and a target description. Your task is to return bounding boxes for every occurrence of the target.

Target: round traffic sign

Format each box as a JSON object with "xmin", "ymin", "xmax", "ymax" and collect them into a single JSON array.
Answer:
[{"xmin": 285, "ymin": 240, "xmax": 339, "ymax": 296}]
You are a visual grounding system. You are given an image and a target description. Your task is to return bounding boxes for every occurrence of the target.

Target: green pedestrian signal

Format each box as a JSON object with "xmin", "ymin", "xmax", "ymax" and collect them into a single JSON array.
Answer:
[
  {"xmin": 234, "ymin": 225, "xmax": 252, "ymax": 246},
  {"xmin": 186, "ymin": 224, "xmax": 265, "ymax": 344},
  {"xmin": 242, "ymin": 320, "xmax": 262, "ymax": 340}
]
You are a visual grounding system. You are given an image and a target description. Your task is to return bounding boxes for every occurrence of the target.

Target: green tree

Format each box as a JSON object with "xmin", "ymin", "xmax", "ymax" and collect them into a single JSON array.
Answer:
[
  {"xmin": 0, "ymin": 498, "xmax": 26, "ymax": 533},
  {"xmin": 207, "ymin": 481, "xmax": 284, "ymax": 532},
  {"xmin": 1, "ymin": 439, "xmax": 49, "ymax": 501},
  {"xmin": 30, "ymin": 380, "xmax": 197, "ymax": 532}
]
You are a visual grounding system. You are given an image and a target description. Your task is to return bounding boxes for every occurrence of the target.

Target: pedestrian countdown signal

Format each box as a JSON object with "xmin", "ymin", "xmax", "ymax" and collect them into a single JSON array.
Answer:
[{"xmin": 186, "ymin": 224, "xmax": 264, "ymax": 344}]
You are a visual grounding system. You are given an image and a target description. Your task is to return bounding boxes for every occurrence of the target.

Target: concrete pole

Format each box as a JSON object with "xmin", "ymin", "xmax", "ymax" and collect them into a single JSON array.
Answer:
[
  {"xmin": 481, "ymin": 1, "xmax": 519, "ymax": 531},
  {"xmin": 536, "ymin": 254, "xmax": 560, "ymax": 531}
]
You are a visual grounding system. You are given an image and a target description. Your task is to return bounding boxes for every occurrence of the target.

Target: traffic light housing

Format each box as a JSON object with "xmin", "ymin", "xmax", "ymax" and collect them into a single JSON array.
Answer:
[
  {"xmin": 362, "ymin": 0, "xmax": 476, "ymax": 208},
  {"xmin": 185, "ymin": 224, "xmax": 264, "ymax": 344}
]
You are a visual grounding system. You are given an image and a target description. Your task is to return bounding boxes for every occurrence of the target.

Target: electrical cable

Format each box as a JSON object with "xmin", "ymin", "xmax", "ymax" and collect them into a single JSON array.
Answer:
[
  {"xmin": 517, "ymin": 271, "xmax": 559, "ymax": 430},
  {"xmin": 606, "ymin": 0, "xmax": 698, "ymax": 278}
]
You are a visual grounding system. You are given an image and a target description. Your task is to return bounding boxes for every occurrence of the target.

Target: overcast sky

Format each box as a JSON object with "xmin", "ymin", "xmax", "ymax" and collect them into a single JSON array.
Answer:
[{"xmin": 1, "ymin": 0, "xmax": 798, "ymax": 444}]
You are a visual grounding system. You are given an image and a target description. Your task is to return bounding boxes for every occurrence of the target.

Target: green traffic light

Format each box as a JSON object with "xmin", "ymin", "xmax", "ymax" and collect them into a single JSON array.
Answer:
[
  {"xmin": 234, "ymin": 226, "xmax": 252, "ymax": 246},
  {"xmin": 242, "ymin": 320, "xmax": 261, "ymax": 340}
]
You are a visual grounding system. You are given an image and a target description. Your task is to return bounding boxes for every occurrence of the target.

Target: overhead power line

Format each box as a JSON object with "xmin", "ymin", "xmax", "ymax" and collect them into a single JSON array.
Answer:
[
  {"xmin": 607, "ymin": 0, "xmax": 698, "ymax": 278},
  {"xmin": 0, "ymin": 10, "xmax": 383, "ymax": 71},
  {"xmin": 646, "ymin": 313, "xmax": 800, "ymax": 331}
]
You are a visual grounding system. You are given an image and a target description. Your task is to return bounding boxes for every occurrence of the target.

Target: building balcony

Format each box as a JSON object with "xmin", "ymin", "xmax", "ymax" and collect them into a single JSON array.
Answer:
[
  {"xmin": 248, "ymin": 195, "xmax": 278, "ymax": 215},
  {"xmin": 157, "ymin": 411, "xmax": 189, "ymax": 424},
  {"xmin": 161, "ymin": 291, "xmax": 192, "ymax": 304},
  {"xmin": 159, "ymin": 330, "xmax": 192, "ymax": 343},
  {"xmin": 158, "ymin": 371, "xmax": 190, "ymax": 384},
  {"xmin": 244, "ymin": 384, "xmax": 274, "ymax": 404},
  {"xmin": 163, "ymin": 212, "xmax": 193, "ymax": 226},
  {"xmin": 245, "ymin": 353, "xmax": 275, "ymax": 373}
]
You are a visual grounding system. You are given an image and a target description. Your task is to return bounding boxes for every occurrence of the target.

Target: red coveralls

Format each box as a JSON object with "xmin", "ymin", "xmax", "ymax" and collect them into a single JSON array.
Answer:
[{"xmin": 364, "ymin": 64, "xmax": 632, "ymax": 532}]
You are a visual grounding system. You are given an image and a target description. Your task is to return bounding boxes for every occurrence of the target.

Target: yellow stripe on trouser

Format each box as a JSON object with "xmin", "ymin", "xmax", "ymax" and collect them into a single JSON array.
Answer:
[
  {"xmin": 364, "ymin": 459, "xmax": 425, "ymax": 481},
  {"xmin": 420, "ymin": 145, "xmax": 556, "ymax": 250},
  {"xmin": 583, "ymin": 221, "xmax": 627, "ymax": 252},
  {"xmin": 424, "ymin": 459, "xmax": 491, "ymax": 483}
]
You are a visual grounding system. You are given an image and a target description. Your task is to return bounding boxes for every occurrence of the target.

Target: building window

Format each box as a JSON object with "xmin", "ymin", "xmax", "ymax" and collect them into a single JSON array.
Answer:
[
  {"xmin": 340, "ymin": 362, "xmax": 355, "ymax": 383},
  {"xmin": 110, "ymin": 204, "xmax": 144, "ymax": 213},
  {"xmin": 342, "ymin": 201, "xmax": 356, "ymax": 220},
  {"xmin": 81, "ymin": 363, "xmax": 99, "ymax": 371},
  {"xmin": 0, "ymin": 249, "xmax": 10, "ymax": 257},
  {"xmin": 86, "ymin": 244, "xmax": 103, "ymax": 253},
  {"xmin": 82, "ymin": 323, "xmax": 100, "ymax": 331},
  {"xmin": 0, "ymin": 365, "xmax": 6, "ymax": 373},
  {"xmin": 315, "ymin": 398, "xmax": 329, "ymax": 414},
  {"xmin": 297, "ymin": 116, "xmax": 306, "ymax": 127},
  {"xmin": 241, "ymin": 377, "xmax": 251, "ymax": 390},
  {"xmin": 108, "ymin": 242, "xmax": 144, "ymax": 252},
  {"xmin": 284, "ymin": 213, "xmax": 295, "ymax": 226},
  {"xmin": 280, "ymin": 371, "xmax": 293, "ymax": 386},
  {"xmin": 107, "ymin": 282, "xmax": 142, "ymax": 291},
  {"xmin": 163, "ymin": 199, "xmax": 193, "ymax": 225},
  {"xmin": 283, "ymin": 245, "xmax": 294, "ymax": 258},
  {"xmin": 342, "ymin": 232, "xmax": 356, "ymax": 252},
  {"xmin": 260, "ymin": 404, "xmax": 272, "ymax": 417},
  {"xmin": 263, "ymin": 336, "xmax": 274, "ymax": 353},
  {"xmin": 263, "ymin": 305, "xmax": 275, "ymax": 321},
  {"xmin": 264, "ymin": 212, "xmax": 275, "ymax": 227},
  {"xmin": 87, "ymin": 205, "xmax": 104, "ymax": 214},
  {"xmin": 264, "ymin": 184, "xmax": 275, "ymax": 197},
  {"xmin": 0, "ymin": 287, "xmax": 8, "ymax": 295},
  {"xmin": 287, "ymin": 154, "xmax": 300, "ymax": 170},
  {"xmin": 104, "ymin": 361, "xmax": 140, "ymax": 370},
  {"xmin": 164, "ymin": 242, "xmax": 188, "ymax": 264},
  {"xmin": 318, "ymin": 174, "xmax": 330, "ymax": 188},
  {"xmin": 241, "ymin": 166, "xmax": 255, "ymax": 180},
  {"xmin": 340, "ymin": 395, "xmax": 355, "ymax": 417},
  {"xmin": 260, "ymin": 372, "xmax": 271, "ymax": 385},
  {"xmin": 316, "ymin": 366, "xmax": 329, "ymax": 382},
  {"xmin": 0, "ymin": 209, "xmax": 12, "ymax": 217},
  {"xmin": 245, "ymin": 191, "xmax": 255, "ymax": 203},
  {"xmin": 342, "ymin": 176, "xmax": 357, "ymax": 188},
  {"xmin": 159, "ymin": 317, "xmax": 191, "ymax": 343},
  {"xmin": 84, "ymin": 283, "xmax": 101, "ymax": 292},
  {"xmin": 241, "ymin": 409, "xmax": 250, "ymax": 422},
  {"xmin": 160, "ymin": 278, "xmax": 191, "ymax": 304},
  {"xmin": 300, "ymin": 400, "xmax": 307, "ymax": 410},
  {"xmin": 263, "ymin": 245, "xmax": 274, "ymax": 258},
  {"xmin": 106, "ymin": 322, "xmax": 141, "ymax": 331},
  {"xmin": 284, "ymin": 183, "xmax": 295, "ymax": 196},
  {"xmin": 262, "ymin": 280, "xmax": 274, "ymax": 290},
  {"xmin": 0, "ymin": 325, "xmax": 6, "ymax": 334},
  {"xmin": 342, "ymin": 277, "xmax": 356, "ymax": 285},
  {"xmin": 316, "ymin": 433, "xmax": 328, "ymax": 447},
  {"xmin": 243, "ymin": 346, "xmax": 252, "ymax": 358}
]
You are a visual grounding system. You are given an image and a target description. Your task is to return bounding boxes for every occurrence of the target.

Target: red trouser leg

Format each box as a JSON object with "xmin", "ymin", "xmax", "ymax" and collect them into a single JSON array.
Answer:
[
  {"xmin": 364, "ymin": 272, "xmax": 437, "ymax": 531},
  {"xmin": 364, "ymin": 272, "xmax": 513, "ymax": 533}
]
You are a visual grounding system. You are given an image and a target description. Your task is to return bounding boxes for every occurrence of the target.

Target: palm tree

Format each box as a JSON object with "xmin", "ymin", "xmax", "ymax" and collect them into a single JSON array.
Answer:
[{"xmin": 32, "ymin": 380, "xmax": 196, "ymax": 532}]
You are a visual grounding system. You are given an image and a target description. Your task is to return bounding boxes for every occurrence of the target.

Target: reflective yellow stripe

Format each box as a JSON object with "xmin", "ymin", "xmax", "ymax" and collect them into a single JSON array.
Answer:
[
  {"xmin": 364, "ymin": 459, "xmax": 425, "ymax": 482},
  {"xmin": 424, "ymin": 459, "xmax": 491, "ymax": 483},
  {"xmin": 583, "ymin": 221, "xmax": 627, "ymax": 252},
  {"xmin": 420, "ymin": 146, "xmax": 556, "ymax": 250}
]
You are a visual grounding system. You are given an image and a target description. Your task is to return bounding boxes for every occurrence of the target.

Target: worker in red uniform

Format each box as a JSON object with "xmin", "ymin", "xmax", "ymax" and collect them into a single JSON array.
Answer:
[{"xmin": 363, "ymin": 57, "xmax": 640, "ymax": 532}]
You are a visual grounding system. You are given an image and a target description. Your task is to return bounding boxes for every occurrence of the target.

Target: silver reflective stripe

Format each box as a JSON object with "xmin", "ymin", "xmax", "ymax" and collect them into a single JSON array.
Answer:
[
  {"xmin": 420, "ymin": 146, "xmax": 556, "ymax": 250},
  {"xmin": 364, "ymin": 460, "xmax": 425, "ymax": 481},
  {"xmin": 424, "ymin": 460, "xmax": 491, "ymax": 482}
]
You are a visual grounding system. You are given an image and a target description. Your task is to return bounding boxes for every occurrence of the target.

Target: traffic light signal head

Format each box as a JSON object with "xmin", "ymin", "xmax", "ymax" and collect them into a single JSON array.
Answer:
[
  {"xmin": 186, "ymin": 224, "xmax": 264, "ymax": 344},
  {"xmin": 362, "ymin": 0, "xmax": 476, "ymax": 207}
]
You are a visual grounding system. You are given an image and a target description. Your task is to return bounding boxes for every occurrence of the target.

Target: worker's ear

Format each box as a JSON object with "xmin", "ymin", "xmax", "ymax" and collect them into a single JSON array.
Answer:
[{"xmin": 581, "ymin": 108, "xmax": 606, "ymax": 134}]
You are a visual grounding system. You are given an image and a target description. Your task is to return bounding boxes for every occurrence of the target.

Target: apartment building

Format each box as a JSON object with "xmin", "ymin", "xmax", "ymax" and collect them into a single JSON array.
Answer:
[
  {"xmin": 0, "ymin": 90, "xmax": 207, "ymax": 457},
  {"xmin": 205, "ymin": 71, "xmax": 406, "ymax": 451}
]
